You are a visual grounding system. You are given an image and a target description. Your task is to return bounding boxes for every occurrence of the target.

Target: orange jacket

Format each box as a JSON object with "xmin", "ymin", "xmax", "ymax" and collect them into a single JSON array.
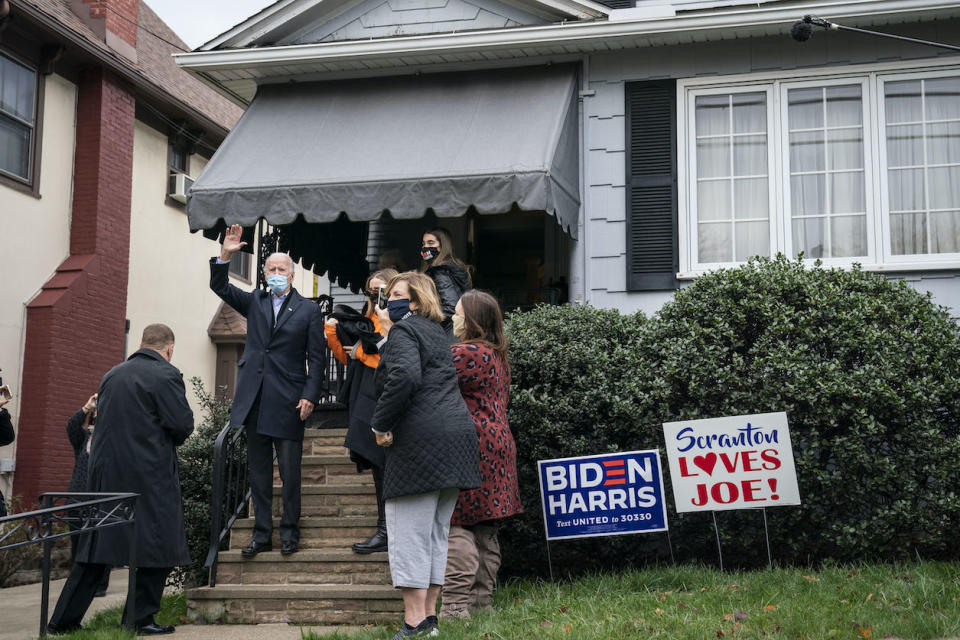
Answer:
[{"xmin": 324, "ymin": 310, "xmax": 382, "ymax": 370}]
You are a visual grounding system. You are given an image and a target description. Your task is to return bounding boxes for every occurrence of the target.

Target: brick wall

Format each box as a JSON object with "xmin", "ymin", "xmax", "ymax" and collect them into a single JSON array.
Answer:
[
  {"xmin": 83, "ymin": 0, "xmax": 138, "ymax": 49},
  {"xmin": 13, "ymin": 68, "xmax": 135, "ymax": 506}
]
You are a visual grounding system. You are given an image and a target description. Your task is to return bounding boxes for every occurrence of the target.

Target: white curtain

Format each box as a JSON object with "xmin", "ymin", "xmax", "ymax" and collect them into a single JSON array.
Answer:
[
  {"xmin": 695, "ymin": 92, "xmax": 769, "ymax": 263},
  {"xmin": 787, "ymin": 84, "xmax": 867, "ymax": 259}
]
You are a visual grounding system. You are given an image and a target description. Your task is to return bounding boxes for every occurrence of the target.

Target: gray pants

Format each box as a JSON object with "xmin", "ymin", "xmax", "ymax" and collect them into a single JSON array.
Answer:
[{"xmin": 385, "ymin": 488, "xmax": 459, "ymax": 589}]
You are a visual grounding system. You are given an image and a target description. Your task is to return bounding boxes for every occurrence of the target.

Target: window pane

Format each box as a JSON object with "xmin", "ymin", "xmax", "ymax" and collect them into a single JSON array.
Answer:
[
  {"xmin": 790, "ymin": 130, "xmax": 825, "ymax": 172},
  {"xmin": 890, "ymin": 212, "xmax": 927, "ymax": 255},
  {"xmin": 793, "ymin": 216, "xmax": 826, "ymax": 258},
  {"xmin": 791, "ymin": 174, "xmax": 825, "ymax": 215},
  {"xmin": 885, "ymin": 80, "xmax": 922, "ymax": 124},
  {"xmin": 887, "ymin": 124, "xmax": 923, "ymax": 167},
  {"xmin": 826, "ymin": 85, "xmax": 863, "ymax": 127},
  {"xmin": 734, "ymin": 221, "xmax": 769, "ymax": 261},
  {"xmin": 928, "ymin": 166, "xmax": 960, "ymax": 210},
  {"xmin": 695, "ymin": 95, "xmax": 729, "ymax": 136},
  {"xmin": 830, "ymin": 171, "xmax": 865, "ymax": 214},
  {"xmin": 0, "ymin": 114, "xmax": 30, "ymax": 179},
  {"xmin": 697, "ymin": 138, "xmax": 730, "ymax": 178},
  {"xmin": 734, "ymin": 177, "xmax": 768, "ymax": 219},
  {"xmin": 831, "ymin": 214, "xmax": 868, "ymax": 257},
  {"xmin": 697, "ymin": 180, "xmax": 731, "ymax": 221},
  {"xmin": 889, "ymin": 168, "xmax": 925, "ymax": 212},
  {"xmin": 925, "ymin": 76, "xmax": 960, "ymax": 121},
  {"xmin": 733, "ymin": 134, "xmax": 767, "ymax": 175},
  {"xmin": 699, "ymin": 222, "xmax": 732, "ymax": 263},
  {"xmin": 827, "ymin": 129, "xmax": 864, "ymax": 171},
  {"xmin": 788, "ymin": 87, "xmax": 823, "ymax": 129},
  {"xmin": 927, "ymin": 122, "xmax": 960, "ymax": 165},
  {"xmin": 732, "ymin": 92, "xmax": 766, "ymax": 134},
  {"xmin": 930, "ymin": 211, "xmax": 960, "ymax": 253},
  {"xmin": 0, "ymin": 54, "xmax": 35, "ymax": 123}
]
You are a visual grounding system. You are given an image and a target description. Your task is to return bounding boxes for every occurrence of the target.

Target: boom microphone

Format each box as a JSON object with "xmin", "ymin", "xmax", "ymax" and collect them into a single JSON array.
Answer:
[{"xmin": 790, "ymin": 20, "xmax": 813, "ymax": 42}]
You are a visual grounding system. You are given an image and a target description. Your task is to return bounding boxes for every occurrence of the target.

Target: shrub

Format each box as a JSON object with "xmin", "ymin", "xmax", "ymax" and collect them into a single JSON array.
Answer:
[
  {"xmin": 501, "ymin": 257, "xmax": 960, "ymax": 575},
  {"xmin": 171, "ymin": 378, "xmax": 231, "ymax": 588},
  {"xmin": 0, "ymin": 497, "xmax": 43, "ymax": 587}
]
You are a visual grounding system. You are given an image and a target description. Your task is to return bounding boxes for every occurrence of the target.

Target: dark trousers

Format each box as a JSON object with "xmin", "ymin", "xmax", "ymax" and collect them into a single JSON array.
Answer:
[
  {"xmin": 69, "ymin": 529, "xmax": 110, "ymax": 594},
  {"xmin": 49, "ymin": 563, "xmax": 170, "ymax": 630},
  {"xmin": 246, "ymin": 394, "xmax": 302, "ymax": 545}
]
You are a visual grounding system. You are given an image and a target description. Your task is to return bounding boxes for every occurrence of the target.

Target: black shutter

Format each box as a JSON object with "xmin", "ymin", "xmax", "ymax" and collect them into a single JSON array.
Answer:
[{"xmin": 625, "ymin": 80, "xmax": 679, "ymax": 291}]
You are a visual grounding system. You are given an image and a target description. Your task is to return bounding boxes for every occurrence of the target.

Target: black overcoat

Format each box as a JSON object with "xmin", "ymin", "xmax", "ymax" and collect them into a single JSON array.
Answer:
[
  {"xmin": 371, "ymin": 314, "xmax": 481, "ymax": 500},
  {"xmin": 66, "ymin": 409, "xmax": 92, "ymax": 493},
  {"xmin": 77, "ymin": 349, "xmax": 194, "ymax": 568},
  {"xmin": 209, "ymin": 259, "xmax": 327, "ymax": 441}
]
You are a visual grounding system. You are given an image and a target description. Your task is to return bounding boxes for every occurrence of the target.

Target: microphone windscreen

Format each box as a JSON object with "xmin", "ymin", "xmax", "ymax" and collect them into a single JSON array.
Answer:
[{"xmin": 791, "ymin": 20, "xmax": 813, "ymax": 42}]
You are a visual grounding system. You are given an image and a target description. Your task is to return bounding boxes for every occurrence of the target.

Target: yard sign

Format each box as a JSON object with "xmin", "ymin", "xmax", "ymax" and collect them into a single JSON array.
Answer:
[
  {"xmin": 537, "ymin": 450, "xmax": 668, "ymax": 540},
  {"xmin": 662, "ymin": 412, "xmax": 801, "ymax": 513}
]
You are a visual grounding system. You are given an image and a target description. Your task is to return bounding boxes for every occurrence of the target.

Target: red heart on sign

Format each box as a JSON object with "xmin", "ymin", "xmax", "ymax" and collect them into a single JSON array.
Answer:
[{"xmin": 693, "ymin": 452, "xmax": 718, "ymax": 475}]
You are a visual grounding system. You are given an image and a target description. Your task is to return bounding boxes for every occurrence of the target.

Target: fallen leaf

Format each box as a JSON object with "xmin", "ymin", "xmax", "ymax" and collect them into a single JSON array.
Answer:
[
  {"xmin": 728, "ymin": 583, "xmax": 741, "ymax": 591},
  {"xmin": 803, "ymin": 575, "xmax": 820, "ymax": 582},
  {"xmin": 716, "ymin": 630, "xmax": 725, "ymax": 638},
  {"xmin": 655, "ymin": 608, "xmax": 664, "ymax": 616},
  {"xmin": 540, "ymin": 620, "xmax": 552, "ymax": 628},
  {"xmin": 723, "ymin": 613, "xmax": 734, "ymax": 622},
  {"xmin": 865, "ymin": 593, "xmax": 873, "ymax": 602},
  {"xmin": 840, "ymin": 599, "xmax": 849, "ymax": 604},
  {"xmin": 563, "ymin": 624, "xmax": 572, "ymax": 633},
  {"xmin": 763, "ymin": 605, "xmax": 777, "ymax": 612},
  {"xmin": 559, "ymin": 605, "xmax": 569, "ymax": 613},
  {"xmin": 857, "ymin": 625, "xmax": 873, "ymax": 639},
  {"xmin": 734, "ymin": 612, "xmax": 749, "ymax": 621},
  {"xmin": 677, "ymin": 601, "xmax": 688, "ymax": 609},
  {"xmin": 658, "ymin": 593, "xmax": 667, "ymax": 601}
]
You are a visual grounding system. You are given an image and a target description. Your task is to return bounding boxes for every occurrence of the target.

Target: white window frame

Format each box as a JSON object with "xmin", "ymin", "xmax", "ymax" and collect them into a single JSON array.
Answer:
[{"xmin": 676, "ymin": 59, "xmax": 960, "ymax": 278}]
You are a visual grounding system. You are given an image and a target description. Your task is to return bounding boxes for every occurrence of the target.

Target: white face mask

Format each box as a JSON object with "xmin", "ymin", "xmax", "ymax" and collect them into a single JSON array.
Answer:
[{"xmin": 452, "ymin": 314, "xmax": 466, "ymax": 340}]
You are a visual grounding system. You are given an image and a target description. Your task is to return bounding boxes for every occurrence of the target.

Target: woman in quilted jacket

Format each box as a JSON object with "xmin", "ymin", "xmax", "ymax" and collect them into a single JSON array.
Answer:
[
  {"xmin": 372, "ymin": 271, "xmax": 481, "ymax": 639},
  {"xmin": 439, "ymin": 290, "xmax": 522, "ymax": 619}
]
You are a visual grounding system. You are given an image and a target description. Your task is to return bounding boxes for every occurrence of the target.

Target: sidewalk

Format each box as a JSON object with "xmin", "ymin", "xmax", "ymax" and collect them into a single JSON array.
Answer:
[{"xmin": 0, "ymin": 571, "xmax": 363, "ymax": 640}]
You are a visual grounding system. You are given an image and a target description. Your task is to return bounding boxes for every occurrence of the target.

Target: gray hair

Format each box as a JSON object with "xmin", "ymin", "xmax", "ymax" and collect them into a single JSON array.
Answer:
[{"xmin": 263, "ymin": 252, "xmax": 295, "ymax": 274}]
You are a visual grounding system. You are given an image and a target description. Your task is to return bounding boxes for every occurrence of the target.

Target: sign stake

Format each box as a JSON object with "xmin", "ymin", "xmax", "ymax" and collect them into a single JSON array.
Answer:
[
  {"xmin": 712, "ymin": 511, "xmax": 724, "ymax": 572},
  {"xmin": 762, "ymin": 507, "xmax": 773, "ymax": 570},
  {"xmin": 546, "ymin": 540, "xmax": 555, "ymax": 582},
  {"xmin": 665, "ymin": 529, "xmax": 676, "ymax": 565}
]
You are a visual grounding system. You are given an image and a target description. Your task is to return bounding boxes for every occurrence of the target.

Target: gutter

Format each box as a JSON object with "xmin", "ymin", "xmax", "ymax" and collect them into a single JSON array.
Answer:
[
  {"xmin": 174, "ymin": 0, "xmax": 960, "ymax": 73},
  {"xmin": 9, "ymin": 0, "xmax": 231, "ymax": 142}
]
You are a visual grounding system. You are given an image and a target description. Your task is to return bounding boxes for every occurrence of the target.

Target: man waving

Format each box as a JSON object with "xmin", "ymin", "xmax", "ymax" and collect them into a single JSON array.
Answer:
[{"xmin": 210, "ymin": 225, "xmax": 326, "ymax": 557}]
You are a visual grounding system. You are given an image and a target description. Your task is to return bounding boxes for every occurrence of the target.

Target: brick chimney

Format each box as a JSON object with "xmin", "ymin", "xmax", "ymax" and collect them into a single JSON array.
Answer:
[{"xmin": 68, "ymin": 0, "xmax": 138, "ymax": 62}]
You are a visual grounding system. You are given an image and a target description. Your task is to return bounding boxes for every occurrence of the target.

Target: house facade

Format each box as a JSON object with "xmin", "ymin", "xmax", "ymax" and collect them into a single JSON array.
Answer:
[
  {"xmin": 174, "ymin": 0, "xmax": 960, "ymax": 318},
  {"xmin": 0, "ymin": 0, "xmax": 327, "ymax": 507}
]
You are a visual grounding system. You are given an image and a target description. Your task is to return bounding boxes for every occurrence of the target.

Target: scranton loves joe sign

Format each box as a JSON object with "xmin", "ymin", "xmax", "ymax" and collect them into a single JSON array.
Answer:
[
  {"xmin": 662, "ymin": 412, "xmax": 801, "ymax": 513},
  {"xmin": 537, "ymin": 450, "xmax": 668, "ymax": 540}
]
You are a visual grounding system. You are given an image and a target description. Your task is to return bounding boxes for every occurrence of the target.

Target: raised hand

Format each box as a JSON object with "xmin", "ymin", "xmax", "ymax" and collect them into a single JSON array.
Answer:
[{"xmin": 220, "ymin": 224, "xmax": 247, "ymax": 260}]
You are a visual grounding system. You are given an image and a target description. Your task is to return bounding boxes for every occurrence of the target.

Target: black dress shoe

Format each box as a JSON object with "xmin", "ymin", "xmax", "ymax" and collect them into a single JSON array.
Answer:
[
  {"xmin": 280, "ymin": 541, "xmax": 298, "ymax": 556},
  {"xmin": 46, "ymin": 623, "xmax": 80, "ymax": 636},
  {"xmin": 352, "ymin": 526, "xmax": 388, "ymax": 554},
  {"xmin": 136, "ymin": 623, "xmax": 175, "ymax": 635},
  {"xmin": 241, "ymin": 540, "xmax": 272, "ymax": 558}
]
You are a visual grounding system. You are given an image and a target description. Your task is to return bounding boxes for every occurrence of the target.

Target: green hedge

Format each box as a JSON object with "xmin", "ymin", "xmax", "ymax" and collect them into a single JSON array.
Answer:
[{"xmin": 500, "ymin": 257, "xmax": 960, "ymax": 575}]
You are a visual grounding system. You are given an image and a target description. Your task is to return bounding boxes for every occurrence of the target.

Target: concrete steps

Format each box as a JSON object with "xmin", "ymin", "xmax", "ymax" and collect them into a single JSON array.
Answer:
[{"xmin": 187, "ymin": 428, "xmax": 396, "ymax": 625}]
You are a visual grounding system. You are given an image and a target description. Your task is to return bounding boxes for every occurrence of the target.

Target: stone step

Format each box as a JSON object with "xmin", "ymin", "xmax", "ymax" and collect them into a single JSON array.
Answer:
[
  {"xmin": 273, "ymin": 455, "xmax": 373, "ymax": 486},
  {"xmin": 271, "ymin": 485, "xmax": 378, "ymax": 518},
  {"xmin": 230, "ymin": 517, "xmax": 380, "ymax": 550},
  {"xmin": 215, "ymin": 549, "xmax": 389, "ymax": 586},
  {"xmin": 187, "ymin": 584, "xmax": 402, "ymax": 625}
]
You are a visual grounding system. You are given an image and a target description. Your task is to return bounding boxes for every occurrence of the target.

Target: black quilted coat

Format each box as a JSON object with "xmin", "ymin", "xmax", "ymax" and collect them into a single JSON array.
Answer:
[{"xmin": 371, "ymin": 314, "xmax": 481, "ymax": 500}]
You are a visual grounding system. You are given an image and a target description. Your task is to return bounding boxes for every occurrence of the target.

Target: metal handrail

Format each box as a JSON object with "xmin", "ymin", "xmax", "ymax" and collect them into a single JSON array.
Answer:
[
  {"xmin": 204, "ymin": 422, "xmax": 248, "ymax": 587},
  {"xmin": 0, "ymin": 492, "xmax": 139, "ymax": 636}
]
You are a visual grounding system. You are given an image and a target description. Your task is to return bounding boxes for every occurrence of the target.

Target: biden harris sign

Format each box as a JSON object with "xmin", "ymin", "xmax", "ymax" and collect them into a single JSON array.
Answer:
[{"xmin": 537, "ymin": 450, "xmax": 668, "ymax": 541}]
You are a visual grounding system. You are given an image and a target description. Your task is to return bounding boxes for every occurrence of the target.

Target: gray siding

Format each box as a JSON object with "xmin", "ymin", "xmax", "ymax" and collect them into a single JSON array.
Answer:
[
  {"xmin": 583, "ymin": 19, "xmax": 960, "ymax": 317},
  {"xmin": 293, "ymin": 0, "xmax": 547, "ymax": 43}
]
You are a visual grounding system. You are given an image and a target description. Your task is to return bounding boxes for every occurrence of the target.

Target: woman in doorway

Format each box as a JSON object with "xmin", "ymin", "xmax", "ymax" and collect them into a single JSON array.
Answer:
[
  {"xmin": 419, "ymin": 228, "xmax": 472, "ymax": 333},
  {"xmin": 325, "ymin": 268, "xmax": 397, "ymax": 554},
  {"xmin": 440, "ymin": 290, "xmax": 522, "ymax": 619},
  {"xmin": 372, "ymin": 272, "xmax": 480, "ymax": 639}
]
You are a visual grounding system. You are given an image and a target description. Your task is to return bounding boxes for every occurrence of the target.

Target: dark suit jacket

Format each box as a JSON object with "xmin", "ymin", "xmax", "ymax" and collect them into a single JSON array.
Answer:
[
  {"xmin": 79, "ymin": 349, "xmax": 194, "ymax": 568},
  {"xmin": 209, "ymin": 259, "xmax": 326, "ymax": 441}
]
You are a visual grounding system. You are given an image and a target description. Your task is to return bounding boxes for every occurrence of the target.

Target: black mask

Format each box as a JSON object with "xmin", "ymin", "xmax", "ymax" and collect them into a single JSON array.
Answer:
[{"xmin": 421, "ymin": 246, "xmax": 440, "ymax": 261}]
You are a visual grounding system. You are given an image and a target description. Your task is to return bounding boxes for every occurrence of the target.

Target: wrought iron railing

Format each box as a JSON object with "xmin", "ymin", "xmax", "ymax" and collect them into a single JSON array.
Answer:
[{"xmin": 0, "ymin": 492, "xmax": 139, "ymax": 637}]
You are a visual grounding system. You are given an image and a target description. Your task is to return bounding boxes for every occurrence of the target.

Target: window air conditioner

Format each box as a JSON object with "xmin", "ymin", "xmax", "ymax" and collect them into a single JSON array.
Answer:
[{"xmin": 168, "ymin": 172, "xmax": 195, "ymax": 204}]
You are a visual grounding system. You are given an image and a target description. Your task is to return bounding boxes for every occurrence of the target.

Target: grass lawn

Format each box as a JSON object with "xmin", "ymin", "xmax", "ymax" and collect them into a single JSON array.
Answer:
[
  {"xmin": 52, "ymin": 562, "xmax": 960, "ymax": 639},
  {"xmin": 49, "ymin": 593, "xmax": 187, "ymax": 640}
]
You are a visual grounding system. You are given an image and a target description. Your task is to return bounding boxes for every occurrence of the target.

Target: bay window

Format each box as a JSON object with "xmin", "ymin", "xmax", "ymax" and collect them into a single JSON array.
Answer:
[{"xmin": 681, "ymin": 67, "xmax": 960, "ymax": 273}]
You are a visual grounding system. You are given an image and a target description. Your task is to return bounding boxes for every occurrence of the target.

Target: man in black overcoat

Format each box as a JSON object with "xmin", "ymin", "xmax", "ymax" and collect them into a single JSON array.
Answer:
[
  {"xmin": 48, "ymin": 324, "xmax": 194, "ymax": 635},
  {"xmin": 210, "ymin": 225, "xmax": 326, "ymax": 557}
]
